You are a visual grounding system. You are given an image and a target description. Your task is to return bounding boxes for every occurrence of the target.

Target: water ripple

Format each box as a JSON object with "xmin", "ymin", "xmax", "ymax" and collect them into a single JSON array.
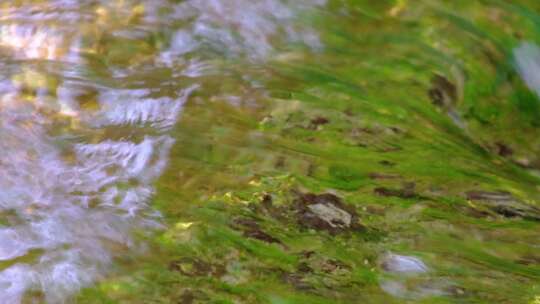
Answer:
[{"xmin": 0, "ymin": 0, "xmax": 325, "ymax": 302}]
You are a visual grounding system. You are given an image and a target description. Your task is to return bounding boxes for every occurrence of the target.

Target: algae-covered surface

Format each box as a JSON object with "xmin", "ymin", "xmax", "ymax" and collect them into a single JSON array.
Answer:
[{"xmin": 0, "ymin": 0, "xmax": 539, "ymax": 303}]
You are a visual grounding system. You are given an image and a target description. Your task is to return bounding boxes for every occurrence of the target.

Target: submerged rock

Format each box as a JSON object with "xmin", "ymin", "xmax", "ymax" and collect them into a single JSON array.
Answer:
[
  {"xmin": 466, "ymin": 190, "xmax": 540, "ymax": 221},
  {"xmin": 307, "ymin": 203, "xmax": 352, "ymax": 228},
  {"xmin": 295, "ymin": 193, "xmax": 363, "ymax": 234}
]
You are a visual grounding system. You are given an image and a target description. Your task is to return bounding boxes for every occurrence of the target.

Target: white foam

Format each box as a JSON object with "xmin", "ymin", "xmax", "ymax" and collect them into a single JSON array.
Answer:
[
  {"xmin": 0, "ymin": 24, "xmax": 71, "ymax": 60},
  {"xmin": 90, "ymin": 85, "xmax": 198, "ymax": 130}
]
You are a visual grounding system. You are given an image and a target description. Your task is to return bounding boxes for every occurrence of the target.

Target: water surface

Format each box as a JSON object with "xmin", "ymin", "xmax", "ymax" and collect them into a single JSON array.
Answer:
[{"xmin": 0, "ymin": 1, "xmax": 539, "ymax": 303}]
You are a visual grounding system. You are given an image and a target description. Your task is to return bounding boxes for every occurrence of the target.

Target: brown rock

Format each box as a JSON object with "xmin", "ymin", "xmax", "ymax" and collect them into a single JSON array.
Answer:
[{"xmin": 295, "ymin": 192, "xmax": 364, "ymax": 234}]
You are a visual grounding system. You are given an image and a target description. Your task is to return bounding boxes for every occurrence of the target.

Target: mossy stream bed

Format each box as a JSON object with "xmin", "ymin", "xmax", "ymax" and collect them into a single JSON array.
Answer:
[{"xmin": 0, "ymin": 0, "xmax": 539, "ymax": 303}]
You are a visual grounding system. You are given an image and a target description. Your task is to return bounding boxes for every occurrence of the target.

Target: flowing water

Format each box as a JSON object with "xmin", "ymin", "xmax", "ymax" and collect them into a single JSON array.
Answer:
[
  {"xmin": 0, "ymin": 0, "xmax": 325, "ymax": 302},
  {"xmin": 0, "ymin": 1, "xmax": 539, "ymax": 303}
]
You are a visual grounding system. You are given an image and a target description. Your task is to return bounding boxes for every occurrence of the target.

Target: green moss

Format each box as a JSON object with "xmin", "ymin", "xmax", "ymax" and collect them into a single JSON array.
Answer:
[{"xmin": 76, "ymin": 0, "xmax": 540, "ymax": 303}]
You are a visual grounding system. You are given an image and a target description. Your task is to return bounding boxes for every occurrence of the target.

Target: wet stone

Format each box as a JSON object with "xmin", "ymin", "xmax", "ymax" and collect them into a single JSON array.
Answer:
[
  {"xmin": 466, "ymin": 190, "xmax": 540, "ymax": 221},
  {"xmin": 295, "ymin": 193, "xmax": 363, "ymax": 234},
  {"xmin": 307, "ymin": 203, "xmax": 352, "ymax": 227}
]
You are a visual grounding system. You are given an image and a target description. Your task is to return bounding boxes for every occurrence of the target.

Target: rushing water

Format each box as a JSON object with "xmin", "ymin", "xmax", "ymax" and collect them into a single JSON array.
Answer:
[
  {"xmin": 1, "ymin": 0, "xmax": 540, "ymax": 303},
  {"xmin": 0, "ymin": 1, "xmax": 325, "ymax": 302}
]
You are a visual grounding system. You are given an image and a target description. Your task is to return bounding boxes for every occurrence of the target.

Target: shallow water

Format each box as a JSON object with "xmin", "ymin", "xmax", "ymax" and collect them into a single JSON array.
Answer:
[
  {"xmin": 0, "ymin": 1, "xmax": 539, "ymax": 303},
  {"xmin": 0, "ymin": 0, "xmax": 326, "ymax": 302}
]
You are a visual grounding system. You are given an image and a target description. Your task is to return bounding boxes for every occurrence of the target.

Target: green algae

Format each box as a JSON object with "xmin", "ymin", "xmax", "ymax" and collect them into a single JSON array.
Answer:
[{"xmin": 74, "ymin": 1, "xmax": 540, "ymax": 303}]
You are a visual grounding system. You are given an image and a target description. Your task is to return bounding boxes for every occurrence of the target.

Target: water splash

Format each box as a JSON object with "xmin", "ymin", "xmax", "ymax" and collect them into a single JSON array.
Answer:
[{"xmin": 0, "ymin": 80, "xmax": 194, "ymax": 302}]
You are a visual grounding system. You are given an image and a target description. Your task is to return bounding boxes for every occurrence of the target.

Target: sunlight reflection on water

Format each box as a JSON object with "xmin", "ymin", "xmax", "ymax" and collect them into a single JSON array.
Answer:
[{"xmin": 0, "ymin": 0, "xmax": 324, "ymax": 302}]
